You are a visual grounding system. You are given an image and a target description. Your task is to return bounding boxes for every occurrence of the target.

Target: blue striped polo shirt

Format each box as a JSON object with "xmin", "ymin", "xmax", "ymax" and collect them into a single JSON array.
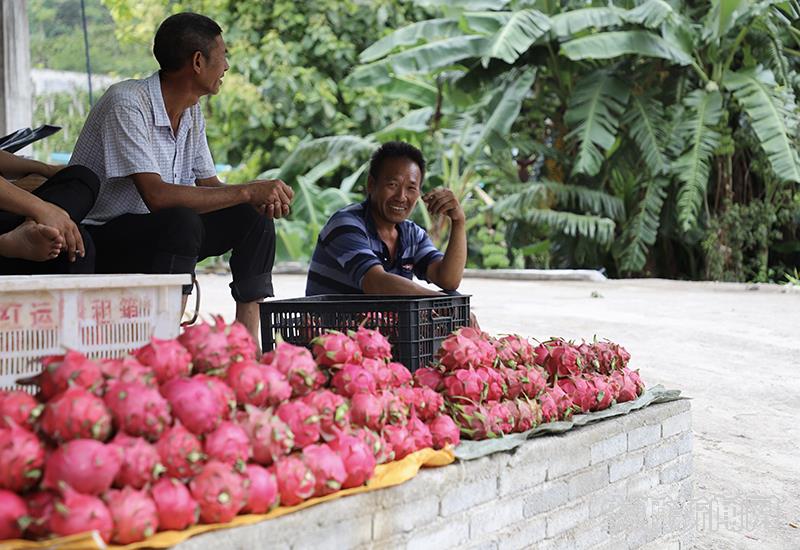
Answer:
[{"xmin": 305, "ymin": 199, "xmax": 444, "ymax": 295}]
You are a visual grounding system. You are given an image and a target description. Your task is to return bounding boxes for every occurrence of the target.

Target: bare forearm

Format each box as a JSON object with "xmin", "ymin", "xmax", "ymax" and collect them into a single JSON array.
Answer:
[
  {"xmin": 0, "ymin": 176, "xmax": 51, "ymax": 219},
  {"xmin": 0, "ymin": 150, "xmax": 54, "ymax": 179},
  {"xmin": 434, "ymin": 220, "xmax": 467, "ymax": 290},
  {"xmin": 140, "ymin": 179, "xmax": 249, "ymax": 214},
  {"xmin": 362, "ymin": 267, "xmax": 442, "ymax": 296}
]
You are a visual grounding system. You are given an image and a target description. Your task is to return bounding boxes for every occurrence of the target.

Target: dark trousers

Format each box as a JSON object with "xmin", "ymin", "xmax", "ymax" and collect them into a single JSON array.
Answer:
[
  {"xmin": 87, "ymin": 204, "xmax": 276, "ymax": 301},
  {"xmin": 0, "ymin": 165, "xmax": 99, "ymax": 274}
]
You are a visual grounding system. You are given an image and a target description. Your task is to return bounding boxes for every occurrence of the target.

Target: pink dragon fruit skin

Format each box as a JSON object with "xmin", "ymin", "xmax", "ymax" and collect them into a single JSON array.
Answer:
[
  {"xmin": 276, "ymin": 401, "xmax": 321, "ymax": 449},
  {"xmin": 406, "ymin": 414, "xmax": 433, "ymax": 451},
  {"xmin": 520, "ymin": 366, "xmax": 547, "ymax": 399},
  {"xmin": 541, "ymin": 339, "xmax": 583, "ymax": 381},
  {"xmin": 589, "ymin": 373, "xmax": 615, "ymax": 410},
  {"xmin": 547, "ymin": 384, "xmax": 576, "ymax": 420},
  {"xmin": 43, "ymin": 439, "xmax": 121, "ymax": 495},
  {"xmin": 500, "ymin": 366, "xmax": 523, "ymax": 400},
  {"xmin": 273, "ymin": 455, "xmax": 316, "ymax": 506},
  {"xmin": 100, "ymin": 357, "xmax": 157, "ymax": 387},
  {"xmin": 386, "ymin": 362, "xmax": 412, "ymax": 388},
  {"xmin": 41, "ymin": 386, "xmax": 112, "ymax": 443},
  {"xmin": 263, "ymin": 342, "xmax": 325, "ymax": 397},
  {"xmin": 0, "ymin": 390, "xmax": 43, "ymax": 428},
  {"xmin": 437, "ymin": 330, "xmax": 483, "ymax": 371},
  {"xmin": 49, "ymin": 485, "xmax": 113, "ymax": 543},
  {"xmin": 181, "ymin": 320, "xmax": 231, "ymax": 374},
  {"xmin": 449, "ymin": 402, "xmax": 500, "ymax": 440},
  {"xmin": 397, "ymin": 387, "xmax": 443, "ymax": 422},
  {"xmin": 189, "ymin": 460, "xmax": 248, "ymax": 524},
  {"xmin": 474, "ymin": 367, "xmax": 505, "ymax": 402},
  {"xmin": 382, "ymin": 424, "xmax": 415, "ymax": 460},
  {"xmin": 380, "ymin": 390, "xmax": 409, "ymax": 425},
  {"xmin": 350, "ymin": 327, "xmax": 392, "ymax": 361},
  {"xmin": 311, "ymin": 331, "xmax": 362, "ymax": 367},
  {"xmin": 161, "ymin": 376, "xmax": 225, "ymax": 435},
  {"xmin": 37, "ymin": 350, "xmax": 104, "ymax": 399},
  {"xmin": 261, "ymin": 364, "xmax": 293, "ymax": 406},
  {"xmin": 558, "ymin": 376, "xmax": 597, "ymax": 413},
  {"xmin": 442, "ymin": 368, "xmax": 484, "ymax": 404},
  {"xmin": 301, "ymin": 390, "xmax": 350, "ymax": 441},
  {"xmin": 413, "ymin": 366, "xmax": 444, "ymax": 392},
  {"xmin": 156, "ymin": 422, "xmax": 205, "ymax": 479},
  {"xmin": 109, "ymin": 433, "xmax": 164, "ymax": 489},
  {"xmin": 135, "ymin": 337, "xmax": 192, "ymax": 383},
  {"xmin": 242, "ymin": 464, "xmax": 278, "ymax": 514},
  {"xmin": 238, "ymin": 405, "xmax": 295, "ymax": 466},
  {"xmin": 302, "ymin": 443, "xmax": 347, "ymax": 496},
  {"xmin": 104, "ymin": 486, "xmax": 159, "ymax": 544},
  {"xmin": 538, "ymin": 390, "xmax": 559, "ymax": 422},
  {"xmin": 195, "ymin": 374, "xmax": 237, "ymax": 420},
  {"xmin": 0, "ymin": 489, "xmax": 28, "ymax": 540},
  {"xmin": 350, "ymin": 427, "xmax": 392, "ymax": 464},
  {"xmin": 204, "ymin": 421, "xmax": 252, "ymax": 467},
  {"xmin": 349, "ymin": 392, "xmax": 385, "ymax": 432},
  {"xmin": 26, "ymin": 490, "xmax": 56, "ymax": 539},
  {"xmin": 104, "ymin": 381, "xmax": 172, "ymax": 441},
  {"xmin": 0, "ymin": 420, "xmax": 45, "ymax": 492},
  {"xmin": 427, "ymin": 414, "xmax": 461, "ymax": 449},
  {"xmin": 495, "ymin": 334, "xmax": 536, "ymax": 366},
  {"xmin": 226, "ymin": 359, "xmax": 269, "ymax": 407},
  {"xmin": 327, "ymin": 433, "xmax": 376, "ymax": 489},
  {"xmin": 487, "ymin": 401, "xmax": 516, "ymax": 434},
  {"xmin": 370, "ymin": 361, "xmax": 394, "ymax": 390},
  {"xmin": 223, "ymin": 317, "xmax": 258, "ymax": 363},
  {"xmin": 331, "ymin": 363, "xmax": 377, "ymax": 397},
  {"xmin": 151, "ymin": 477, "xmax": 200, "ymax": 531}
]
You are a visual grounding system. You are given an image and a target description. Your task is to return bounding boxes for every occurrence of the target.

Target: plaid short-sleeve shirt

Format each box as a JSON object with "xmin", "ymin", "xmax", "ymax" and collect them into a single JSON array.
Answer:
[
  {"xmin": 305, "ymin": 199, "xmax": 444, "ymax": 295},
  {"xmin": 70, "ymin": 72, "xmax": 216, "ymax": 225}
]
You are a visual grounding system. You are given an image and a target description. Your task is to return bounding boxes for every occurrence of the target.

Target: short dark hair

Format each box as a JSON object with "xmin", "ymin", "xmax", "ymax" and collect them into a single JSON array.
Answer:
[
  {"xmin": 368, "ymin": 141, "xmax": 426, "ymax": 182},
  {"xmin": 153, "ymin": 13, "xmax": 222, "ymax": 72}
]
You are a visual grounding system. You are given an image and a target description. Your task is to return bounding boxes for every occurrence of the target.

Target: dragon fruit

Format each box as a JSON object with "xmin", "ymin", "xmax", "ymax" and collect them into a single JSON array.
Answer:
[
  {"xmin": 487, "ymin": 401, "xmax": 516, "ymax": 434},
  {"xmin": 370, "ymin": 361, "xmax": 394, "ymax": 390},
  {"xmin": 538, "ymin": 390, "xmax": 558, "ymax": 423},
  {"xmin": 427, "ymin": 414, "xmax": 461, "ymax": 449},
  {"xmin": 100, "ymin": 356, "xmax": 156, "ymax": 387},
  {"xmin": 49, "ymin": 485, "xmax": 112, "ymax": 542},
  {"xmin": 589, "ymin": 340, "xmax": 631, "ymax": 373},
  {"xmin": 151, "ymin": 477, "xmax": 199, "ymax": 531},
  {"xmin": 406, "ymin": 414, "xmax": 433, "ymax": 451},
  {"xmin": 0, "ymin": 420, "xmax": 44, "ymax": 492},
  {"xmin": 536, "ymin": 339, "xmax": 583, "ymax": 381},
  {"xmin": 261, "ymin": 365, "xmax": 293, "ymax": 406},
  {"xmin": 0, "ymin": 390, "xmax": 43, "ymax": 428},
  {"xmin": 301, "ymin": 390, "xmax": 350, "ymax": 441},
  {"xmin": 350, "ymin": 427, "xmax": 392, "ymax": 464},
  {"xmin": 135, "ymin": 337, "xmax": 192, "ymax": 383},
  {"xmin": 0, "ymin": 489, "xmax": 28, "ymax": 539},
  {"xmin": 380, "ymin": 390, "xmax": 409, "ymax": 425},
  {"xmin": 350, "ymin": 327, "xmax": 391, "ymax": 361},
  {"xmin": 558, "ymin": 376, "xmax": 598, "ymax": 413},
  {"xmin": 494, "ymin": 334, "xmax": 536, "ymax": 366},
  {"xmin": 276, "ymin": 401, "xmax": 320, "ymax": 449},
  {"xmin": 109, "ymin": 433, "xmax": 164, "ymax": 489},
  {"xmin": 330, "ymin": 363, "xmax": 376, "ymax": 397},
  {"xmin": 327, "ymin": 433, "xmax": 376, "ymax": 489},
  {"xmin": 36, "ymin": 350, "xmax": 104, "ymax": 399},
  {"xmin": 179, "ymin": 319, "xmax": 232, "ymax": 374},
  {"xmin": 43, "ymin": 439, "xmax": 121, "ymax": 495},
  {"xmin": 442, "ymin": 368, "xmax": 484, "ymax": 404},
  {"xmin": 26, "ymin": 491, "xmax": 55, "ymax": 539},
  {"xmin": 224, "ymin": 318, "xmax": 258, "ymax": 363},
  {"xmin": 507, "ymin": 398, "xmax": 541, "ymax": 432},
  {"xmin": 104, "ymin": 487, "xmax": 159, "ymax": 544},
  {"xmin": 311, "ymin": 331, "xmax": 362, "ymax": 367},
  {"xmin": 588, "ymin": 373, "xmax": 614, "ymax": 410},
  {"xmin": 545, "ymin": 384, "xmax": 576, "ymax": 421},
  {"xmin": 238, "ymin": 406, "xmax": 295, "ymax": 465},
  {"xmin": 382, "ymin": 424, "xmax": 415, "ymax": 460},
  {"xmin": 449, "ymin": 402, "xmax": 500, "ymax": 440},
  {"xmin": 104, "ymin": 381, "xmax": 172, "ymax": 441},
  {"xmin": 519, "ymin": 366, "xmax": 547, "ymax": 399},
  {"xmin": 204, "ymin": 421, "xmax": 252, "ymax": 467},
  {"xmin": 242, "ymin": 464, "xmax": 278, "ymax": 514},
  {"xmin": 273, "ymin": 455, "xmax": 316, "ymax": 506},
  {"xmin": 302, "ymin": 443, "xmax": 347, "ymax": 496},
  {"xmin": 499, "ymin": 366, "xmax": 523, "ymax": 400},
  {"xmin": 386, "ymin": 362, "xmax": 412, "ymax": 387},
  {"xmin": 436, "ymin": 329, "xmax": 484, "ymax": 371},
  {"xmin": 190, "ymin": 460, "xmax": 248, "ymax": 523},
  {"xmin": 196, "ymin": 374, "xmax": 237, "ymax": 420},
  {"xmin": 226, "ymin": 359, "xmax": 268, "ymax": 407},
  {"xmin": 263, "ymin": 341, "xmax": 325, "ymax": 397},
  {"xmin": 413, "ymin": 366, "xmax": 444, "ymax": 392},
  {"xmin": 612, "ymin": 367, "xmax": 644, "ymax": 402},
  {"xmin": 475, "ymin": 366, "xmax": 505, "ymax": 401},
  {"xmin": 161, "ymin": 376, "xmax": 225, "ymax": 435},
  {"xmin": 397, "ymin": 386, "xmax": 443, "ymax": 422},
  {"xmin": 349, "ymin": 392, "xmax": 385, "ymax": 431},
  {"xmin": 41, "ymin": 386, "xmax": 112, "ymax": 442},
  {"xmin": 156, "ymin": 423, "xmax": 205, "ymax": 479}
]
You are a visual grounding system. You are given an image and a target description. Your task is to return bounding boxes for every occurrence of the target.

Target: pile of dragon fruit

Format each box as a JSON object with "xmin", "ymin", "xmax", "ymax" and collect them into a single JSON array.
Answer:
[
  {"xmin": 0, "ymin": 317, "xmax": 644, "ymax": 544},
  {"xmin": 0, "ymin": 318, "xmax": 459, "ymax": 544}
]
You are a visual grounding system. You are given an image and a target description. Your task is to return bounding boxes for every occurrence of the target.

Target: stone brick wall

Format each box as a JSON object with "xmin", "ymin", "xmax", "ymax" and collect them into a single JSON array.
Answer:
[{"xmin": 176, "ymin": 400, "xmax": 693, "ymax": 550}]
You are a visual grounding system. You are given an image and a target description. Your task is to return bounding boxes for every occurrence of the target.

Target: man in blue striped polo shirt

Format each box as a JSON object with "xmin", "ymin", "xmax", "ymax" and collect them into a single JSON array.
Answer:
[{"xmin": 306, "ymin": 141, "xmax": 466, "ymax": 297}]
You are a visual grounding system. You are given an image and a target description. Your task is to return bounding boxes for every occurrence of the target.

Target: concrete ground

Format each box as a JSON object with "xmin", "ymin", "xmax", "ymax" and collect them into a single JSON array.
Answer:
[{"xmin": 196, "ymin": 273, "xmax": 800, "ymax": 549}]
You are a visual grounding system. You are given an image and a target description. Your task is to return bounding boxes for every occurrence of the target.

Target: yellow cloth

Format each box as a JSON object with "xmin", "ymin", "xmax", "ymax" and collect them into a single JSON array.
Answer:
[{"xmin": 1, "ymin": 447, "xmax": 455, "ymax": 550}]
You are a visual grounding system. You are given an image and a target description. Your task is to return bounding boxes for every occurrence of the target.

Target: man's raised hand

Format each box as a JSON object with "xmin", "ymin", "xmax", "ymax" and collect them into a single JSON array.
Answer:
[{"xmin": 422, "ymin": 188, "xmax": 465, "ymax": 224}]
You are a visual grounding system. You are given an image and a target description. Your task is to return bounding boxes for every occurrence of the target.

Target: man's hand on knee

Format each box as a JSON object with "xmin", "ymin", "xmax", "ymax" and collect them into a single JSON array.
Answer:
[{"xmin": 246, "ymin": 179, "xmax": 294, "ymax": 218}]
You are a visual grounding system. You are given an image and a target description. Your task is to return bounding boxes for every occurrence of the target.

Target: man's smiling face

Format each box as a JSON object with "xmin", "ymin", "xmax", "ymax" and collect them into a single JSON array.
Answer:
[{"xmin": 367, "ymin": 156, "xmax": 423, "ymax": 227}]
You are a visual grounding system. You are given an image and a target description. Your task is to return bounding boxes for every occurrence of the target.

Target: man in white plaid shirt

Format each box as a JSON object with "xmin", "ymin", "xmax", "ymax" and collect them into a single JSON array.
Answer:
[{"xmin": 70, "ymin": 13, "xmax": 294, "ymax": 343}]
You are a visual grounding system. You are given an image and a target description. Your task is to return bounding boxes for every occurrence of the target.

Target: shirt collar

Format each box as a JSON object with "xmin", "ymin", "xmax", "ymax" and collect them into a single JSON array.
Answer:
[{"xmin": 147, "ymin": 72, "xmax": 193, "ymax": 129}]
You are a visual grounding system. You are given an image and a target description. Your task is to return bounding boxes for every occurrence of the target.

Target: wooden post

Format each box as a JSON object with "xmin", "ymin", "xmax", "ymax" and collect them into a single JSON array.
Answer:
[{"xmin": 0, "ymin": 0, "xmax": 32, "ymax": 137}]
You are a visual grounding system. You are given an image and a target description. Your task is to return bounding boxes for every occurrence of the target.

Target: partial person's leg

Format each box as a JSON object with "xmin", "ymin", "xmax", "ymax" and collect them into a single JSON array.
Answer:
[
  {"xmin": 32, "ymin": 165, "xmax": 100, "ymax": 223},
  {"xmin": 199, "ymin": 204, "xmax": 276, "ymax": 343}
]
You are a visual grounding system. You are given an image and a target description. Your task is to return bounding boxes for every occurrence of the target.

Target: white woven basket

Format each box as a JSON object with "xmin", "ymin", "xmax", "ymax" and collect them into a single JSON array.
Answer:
[{"xmin": 0, "ymin": 274, "xmax": 189, "ymax": 391}]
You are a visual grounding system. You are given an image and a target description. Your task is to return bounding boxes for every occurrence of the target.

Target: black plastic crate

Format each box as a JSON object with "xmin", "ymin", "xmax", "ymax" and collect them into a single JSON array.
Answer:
[{"xmin": 260, "ymin": 294, "xmax": 470, "ymax": 372}]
